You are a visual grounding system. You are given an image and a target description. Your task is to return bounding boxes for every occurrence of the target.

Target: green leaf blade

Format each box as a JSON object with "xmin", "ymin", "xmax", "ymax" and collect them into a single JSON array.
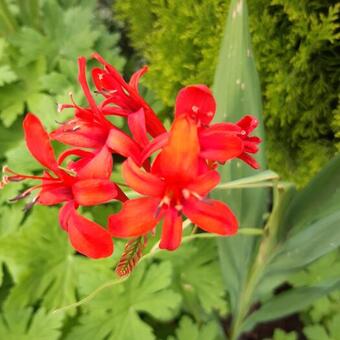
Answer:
[{"xmin": 212, "ymin": 0, "xmax": 268, "ymax": 312}]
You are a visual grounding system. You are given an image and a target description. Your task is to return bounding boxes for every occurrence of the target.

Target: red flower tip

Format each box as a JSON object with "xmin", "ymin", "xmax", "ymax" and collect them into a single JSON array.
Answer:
[
  {"xmin": 237, "ymin": 115, "xmax": 259, "ymax": 134},
  {"xmin": 175, "ymin": 85, "xmax": 216, "ymax": 126},
  {"xmin": 77, "ymin": 57, "xmax": 101, "ymax": 116},
  {"xmin": 23, "ymin": 113, "xmax": 60, "ymax": 175}
]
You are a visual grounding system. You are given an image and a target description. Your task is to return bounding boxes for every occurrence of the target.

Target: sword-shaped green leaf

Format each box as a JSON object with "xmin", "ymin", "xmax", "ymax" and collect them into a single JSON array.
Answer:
[{"xmin": 212, "ymin": 0, "xmax": 268, "ymax": 311}]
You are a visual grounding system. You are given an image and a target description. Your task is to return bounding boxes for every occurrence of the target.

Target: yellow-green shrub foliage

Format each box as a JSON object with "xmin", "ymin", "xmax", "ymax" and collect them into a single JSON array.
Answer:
[
  {"xmin": 249, "ymin": 1, "xmax": 340, "ymax": 187},
  {"xmin": 114, "ymin": 0, "xmax": 340, "ymax": 186},
  {"xmin": 114, "ymin": 0, "xmax": 228, "ymax": 106}
]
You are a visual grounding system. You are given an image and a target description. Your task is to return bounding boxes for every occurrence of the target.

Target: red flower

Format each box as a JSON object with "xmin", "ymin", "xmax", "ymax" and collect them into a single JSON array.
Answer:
[
  {"xmin": 231, "ymin": 115, "xmax": 261, "ymax": 169},
  {"xmin": 109, "ymin": 116, "xmax": 238, "ymax": 251},
  {"xmin": 51, "ymin": 57, "xmax": 144, "ymax": 167},
  {"xmin": 175, "ymin": 85, "xmax": 261, "ymax": 168},
  {"xmin": 3, "ymin": 114, "xmax": 116, "ymax": 258},
  {"xmin": 139, "ymin": 85, "xmax": 249, "ymax": 168},
  {"xmin": 91, "ymin": 53, "xmax": 166, "ymax": 137},
  {"xmin": 2, "ymin": 51, "xmax": 262, "ymax": 261}
]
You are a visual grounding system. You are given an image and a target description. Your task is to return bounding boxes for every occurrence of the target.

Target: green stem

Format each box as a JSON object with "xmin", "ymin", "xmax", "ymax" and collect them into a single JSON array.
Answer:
[
  {"xmin": 230, "ymin": 260, "xmax": 266, "ymax": 339},
  {"xmin": 216, "ymin": 170, "xmax": 279, "ymax": 189},
  {"xmin": 52, "ymin": 276, "xmax": 129, "ymax": 314},
  {"xmin": 217, "ymin": 182, "xmax": 275, "ymax": 189},
  {"xmin": 230, "ymin": 183, "xmax": 284, "ymax": 340}
]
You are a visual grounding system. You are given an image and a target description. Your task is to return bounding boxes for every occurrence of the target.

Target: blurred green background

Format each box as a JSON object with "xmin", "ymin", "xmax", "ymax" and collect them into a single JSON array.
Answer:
[{"xmin": 0, "ymin": 0, "xmax": 339, "ymax": 339}]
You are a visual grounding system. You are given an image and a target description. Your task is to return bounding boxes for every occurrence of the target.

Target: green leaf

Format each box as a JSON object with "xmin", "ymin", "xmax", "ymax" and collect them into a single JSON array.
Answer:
[
  {"xmin": 303, "ymin": 312, "xmax": 340, "ymax": 340},
  {"xmin": 0, "ymin": 59, "xmax": 51, "ymax": 128},
  {"xmin": 16, "ymin": 0, "xmax": 41, "ymax": 30},
  {"xmin": 327, "ymin": 313, "xmax": 340, "ymax": 340},
  {"xmin": 0, "ymin": 202, "xmax": 23, "ymax": 286},
  {"xmin": 67, "ymin": 262, "xmax": 181, "ymax": 340},
  {"xmin": 309, "ymin": 296, "xmax": 335, "ymax": 323},
  {"xmin": 0, "ymin": 206, "xmax": 22, "ymax": 238},
  {"xmin": 5, "ymin": 140, "xmax": 42, "ymax": 173},
  {"xmin": 242, "ymin": 281, "xmax": 340, "ymax": 333},
  {"xmin": 0, "ymin": 120, "xmax": 22, "ymax": 155},
  {"xmin": 0, "ymin": 307, "xmax": 63, "ymax": 340},
  {"xmin": 10, "ymin": 27, "xmax": 52, "ymax": 66},
  {"xmin": 266, "ymin": 210, "xmax": 340, "ymax": 274},
  {"xmin": 288, "ymin": 250, "xmax": 340, "ymax": 288},
  {"xmin": 0, "ymin": 206, "xmax": 112, "ymax": 312},
  {"xmin": 216, "ymin": 170, "xmax": 279, "ymax": 189},
  {"xmin": 59, "ymin": 6, "xmax": 99, "ymax": 59},
  {"xmin": 303, "ymin": 325, "xmax": 331, "ymax": 340},
  {"xmin": 0, "ymin": 101, "xmax": 23, "ymax": 127},
  {"xmin": 314, "ymin": 290, "xmax": 340, "ymax": 323},
  {"xmin": 169, "ymin": 316, "xmax": 221, "ymax": 340},
  {"xmin": 26, "ymin": 92, "xmax": 58, "ymax": 129},
  {"xmin": 40, "ymin": 72, "xmax": 72, "ymax": 95},
  {"xmin": 157, "ymin": 239, "xmax": 227, "ymax": 316},
  {"xmin": 0, "ymin": 182, "xmax": 24, "ymax": 206},
  {"xmin": 212, "ymin": 0, "xmax": 268, "ymax": 312},
  {"xmin": 41, "ymin": 1, "xmax": 99, "ymax": 63},
  {"xmin": 281, "ymin": 154, "xmax": 340, "ymax": 236},
  {"xmin": 0, "ymin": 64, "xmax": 17, "ymax": 86},
  {"xmin": 271, "ymin": 329, "xmax": 298, "ymax": 340},
  {"xmin": 257, "ymin": 157, "xmax": 340, "ymax": 299},
  {"xmin": 0, "ymin": 38, "xmax": 8, "ymax": 60}
]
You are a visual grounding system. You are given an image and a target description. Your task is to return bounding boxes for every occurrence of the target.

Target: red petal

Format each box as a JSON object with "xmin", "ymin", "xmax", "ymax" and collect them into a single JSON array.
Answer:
[
  {"xmin": 58, "ymin": 148, "xmax": 93, "ymax": 166},
  {"xmin": 72, "ymin": 179, "xmax": 117, "ymax": 206},
  {"xmin": 92, "ymin": 53, "xmax": 166, "ymax": 138},
  {"xmin": 68, "ymin": 206, "xmax": 113, "ymax": 258},
  {"xmin": 186, "ymin": 170, "xmax": 220, "ymax": 197},
  {"xmin": 198, "ymin": 158, "xmax": 209, "ymax": 174},
  {"xmin": 92, "ymin": 68, "xmax": 117, "ymax": 93},
  {"xmin": 23, "ymin": 113, "xmax": 59, "ymax": 174},
  {"xmin": 50, "ymin": 119, "xmax": 108, "ymax": 149},
  {"xmin": 248, "ymin": 136, "xmax": 261, "ymax": 144},
  {"xmin": 208, "ymin": 122, "xmax": 241, "ymax": 133},
  {"xmin": 236, "ymin": 115, "xmax": 258, "ymax": 134},
  {"xmin": 159, "ymin": 209, "xmax": 182, "ymax": 251},
  {"xmin": 183, "ymin": 197, "xmax": 238, "ymax": 235},
  {"xmin": 123, "ymin": 158, "xmax": 164, "ymax": 197},
  {"xmin": 143, "ymin": 106, "xmax": 167, "ymax": 138},
  {"xmin": 116, "ymin": 185, "xmax": 129, "ymax": 202},
  {"xmin": 78, "ymin": 57, "xmax": 100, "ymax": 116},
  {"xmin": 38, "ymin": 182, "xmax": 73, "ymax": 205},
  {"xmin": 101, "ymin": 105, "xmax": 129, "ymax": 117},
  {"xmin": 106, "ymin": 128, "xmax": 142, "ymax": 165},
  {"xmin": 77, "ymin": 146, "xmax": 113, "ymax": 179},
  {"xmin": 109, "ymin": 197, "xmax": 160, "ymax": 237},
  {"xmin": 141, "ymin": 132, "xmax": 169, "ymax": 164},
  {"xmin": 129, "ymin": 66, "xmax": 148, "ymax": 93},
  {"xmin": 199, "ymin": 129, "xmax": 243, "ymax": 163},
  {"xmin": 92, "ymin": 53, "xmax": 127, "ymax": 88},
  {"xmin": 128, "ymin": 108, "xmax": 149, "ymax": 147},
  {"xmin": 175, "ymin": 85, "xmax": 216, "ymax": 125},
  {"xmin": 150, "ymin": 153, "xmax": 162, "ymax": 176},
  {"xmin": 158, "ymin": 116, "xmax": 200, "ymax": 181},
  {"xmin": 244, "ymin": 141, "xmax": 259, "ymax": 153},
  {"xmin": 238, "ymin": 153, "xmax": 260, "ymax": 169},
  {"xmin": 59, "ymin": 201, "xmax": 75, "ymax": 231}
]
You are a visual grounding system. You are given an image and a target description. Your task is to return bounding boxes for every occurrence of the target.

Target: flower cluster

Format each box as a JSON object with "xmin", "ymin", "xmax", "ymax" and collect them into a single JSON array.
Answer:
[{"xmin": 1, "ymin": 54, "xmax": 261, "ymax": 260}]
